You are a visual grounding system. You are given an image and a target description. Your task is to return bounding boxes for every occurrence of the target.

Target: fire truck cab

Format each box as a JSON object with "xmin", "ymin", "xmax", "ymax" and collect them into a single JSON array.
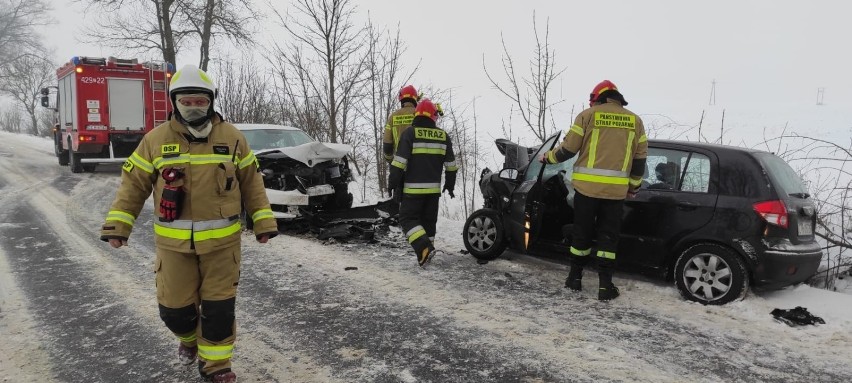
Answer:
[{"xmin": 40, "ymin": 56, "xmax": 173, "ymax": 173}]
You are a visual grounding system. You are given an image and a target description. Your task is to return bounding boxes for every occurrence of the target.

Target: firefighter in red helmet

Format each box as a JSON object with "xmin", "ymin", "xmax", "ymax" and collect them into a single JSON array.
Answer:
[
  {"xmin": 540, "ymin": 80, "xmax": 647, "ymax": 300},
  {"xmin": 388, "ymin": 98, "xmax": 458, "ymax": 266},
  {"xmin": 383, "ymin": 85, "xmax": 419, "ymax": 162}
]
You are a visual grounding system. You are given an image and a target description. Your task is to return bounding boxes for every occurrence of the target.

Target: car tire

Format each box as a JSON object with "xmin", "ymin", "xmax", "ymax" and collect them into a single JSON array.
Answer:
[
  {"xmin": 56, "ymin": 134, "xmax": 69, "ymax": 166},
  {"xmin": 463, "ymin": 208, "xmax": 507, "ymax": 260},
  {"xmin": 674, "ymin": 243, "xmax": 749, "ymax": 305},
  {"xmin": 69, "ymin": 142, "xmax": 83, "ymax": 173}
]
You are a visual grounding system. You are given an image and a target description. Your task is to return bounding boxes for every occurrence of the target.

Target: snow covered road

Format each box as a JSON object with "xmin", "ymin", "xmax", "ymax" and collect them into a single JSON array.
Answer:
[{"xmin": 1, "ymin": 131, "xmax": 851, "ymax": 383}]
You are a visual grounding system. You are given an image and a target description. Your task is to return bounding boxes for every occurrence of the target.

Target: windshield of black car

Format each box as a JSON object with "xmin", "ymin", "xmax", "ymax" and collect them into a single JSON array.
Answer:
[
  {"xmin": 754, "ymin": 152, "xmax": 808, "ymax": 196},
  {"xmin": 242, "ymin": 129, "xmax": 315, "ymax": 151}
]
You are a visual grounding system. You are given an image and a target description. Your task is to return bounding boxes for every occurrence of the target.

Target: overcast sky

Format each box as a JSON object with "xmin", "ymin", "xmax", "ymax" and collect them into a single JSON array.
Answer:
[{"xmin": 46, "ymin": 0, "xmax": 852, "ymax": 149}]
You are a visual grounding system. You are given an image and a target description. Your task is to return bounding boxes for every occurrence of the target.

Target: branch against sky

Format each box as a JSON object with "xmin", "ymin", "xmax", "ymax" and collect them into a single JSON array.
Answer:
[
  {"xmin": 270, "ymin": 0, "xmax": 368, "ymax": 144},
  {"xmin": 180, "ymin": 0, "xmax": 260, "ymax": 71},
  {"xmin": 0, "ymin": 0, "xmax": 52, "ymax": 64},
  {"xmin": 78, "ymin": 0, "xmax": 189, "ymax": 66},
  {"xmin": 483, "ymin": 12, "xmax": 566, "ymax": 143}
]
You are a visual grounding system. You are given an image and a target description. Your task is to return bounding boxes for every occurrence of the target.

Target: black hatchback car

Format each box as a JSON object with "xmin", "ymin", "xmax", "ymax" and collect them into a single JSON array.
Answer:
[{"xmin": 463, "ymin": 134, "xmax": 822, "ymax": 305}]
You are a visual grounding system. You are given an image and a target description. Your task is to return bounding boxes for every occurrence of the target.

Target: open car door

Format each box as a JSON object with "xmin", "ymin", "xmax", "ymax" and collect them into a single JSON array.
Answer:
[{"xmin": 509, "ymin": 134, "xmax": 561, "ymax": 252}]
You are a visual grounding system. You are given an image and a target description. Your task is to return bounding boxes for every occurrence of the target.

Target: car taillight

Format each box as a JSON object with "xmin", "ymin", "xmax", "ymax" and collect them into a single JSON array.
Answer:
[
  {"xmin": 79, "ymin": 135, "xmax": 97, "ymax": 142},
  {"xmin": 753, "ymin": 200, "xmax": 788, "ymax": 229}
]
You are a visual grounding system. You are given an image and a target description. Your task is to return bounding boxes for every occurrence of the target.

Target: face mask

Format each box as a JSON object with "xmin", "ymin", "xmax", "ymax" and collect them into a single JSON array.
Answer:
[{"xmin": 177, "ymin": 104, "xmax": 210, "ymax": 127}]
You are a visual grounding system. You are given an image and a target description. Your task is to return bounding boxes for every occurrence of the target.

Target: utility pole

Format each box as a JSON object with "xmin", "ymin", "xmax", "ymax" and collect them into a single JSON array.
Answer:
[
  {"xmin": 709, "ymin": 79, "xmax": 716, "ymax": 106},
  {"xmin": 817, "ymin": 88, "xmax": 825, "ymax": 105}
]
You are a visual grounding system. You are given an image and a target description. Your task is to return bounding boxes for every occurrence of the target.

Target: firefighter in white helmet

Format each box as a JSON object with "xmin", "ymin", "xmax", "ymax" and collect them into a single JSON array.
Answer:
[{"xmin": 100, "ymin": 64, "xmax": 277, "ymax": 383}]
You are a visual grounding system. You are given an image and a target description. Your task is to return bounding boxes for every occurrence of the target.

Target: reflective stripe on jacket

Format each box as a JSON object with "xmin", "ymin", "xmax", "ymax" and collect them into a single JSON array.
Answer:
[
  {"xmin": 382, "ymin": 104, "xmax": 416, "ymax": 161},
  {"xmin": 388, "ymin": 122, "xmax": 457, "ymax": 195},
  {"xmin": 549, "ymin": 100, "xmax": 648, "ymax": 200},
  {"xmin": 101, "ymin": 115, "xmax": 277, "ymax": 254}
]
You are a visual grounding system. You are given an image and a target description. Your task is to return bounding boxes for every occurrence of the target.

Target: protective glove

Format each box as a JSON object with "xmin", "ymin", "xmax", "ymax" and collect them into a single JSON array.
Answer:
[
  {"xmin": 159, "ymin": 184, "xmax": 183, "ymax": 221},
  {"xmin": 539, "ymin": 153, "xmax": 549, "ymax": 164},
  {"xmin": 627, "ymin": 188, "xmax": 639, "ymax": 199},
  {"xmin": 443, "ymin": 185, "xmax": 455, "ymax": 199}
]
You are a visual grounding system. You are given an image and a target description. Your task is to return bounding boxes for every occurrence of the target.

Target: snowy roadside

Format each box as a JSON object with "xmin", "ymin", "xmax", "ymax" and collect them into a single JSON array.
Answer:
[{"xmin": 3, "ymin": 130, "xmax": 850, "ymax": 381}]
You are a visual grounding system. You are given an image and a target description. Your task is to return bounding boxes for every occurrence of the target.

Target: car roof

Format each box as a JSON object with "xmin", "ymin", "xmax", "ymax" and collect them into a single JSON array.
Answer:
[
  {"xmin": 233, "ymin": 123, "xmax": 304, "ymax": 132},
  {"xmin": 649, "ymin": 139, "xmax": 770, "ymax": 155}
]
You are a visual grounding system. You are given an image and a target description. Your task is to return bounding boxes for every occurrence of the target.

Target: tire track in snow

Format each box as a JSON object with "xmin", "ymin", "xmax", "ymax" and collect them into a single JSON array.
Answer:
[
  {"xmin": 0, "ymin": 134, "xmax": 334, "ymax": 382},
  {"xmin": 239, "ymin": 237, "xmax": 852, "ymax": 382}
]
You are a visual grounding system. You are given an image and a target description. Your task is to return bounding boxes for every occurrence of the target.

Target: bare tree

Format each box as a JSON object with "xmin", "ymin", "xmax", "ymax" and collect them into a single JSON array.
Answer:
[
  {"xmin": 0, "ymin": 53, "xmax": 55, "ymax": 136},
  {"xmin": 758, "ymin": 130, "xmax": 852, "ymax": 290},
  {"xmin": 438, "ymin": 93, "xmax": 485, "ymax": 220},
  {"xmin": 0, "ymin": 0, "xmax": 51, "ymax": 67},
  {"xmin": 483, "ymin": 12, "xmax": 565, "ymax": 143},
  {"xmin": 271, "ymin": 0, "xmax": 368, "ymax": 144},
  {"xmin": 37, "ymin": 107, "xmax": 54, "ymax": 136},
  {"xmin": 267, "ymin": 46, "xmax": 329, "ymax": 139},
  {"xmin": 0, "ymin": 107, "xmax": 22, "ymax": 132},
  {"xmin": 81, "ymin": 0, "xmax": 257, "ymax": 68},
  {"xmin": 80, "ymin": 0, "xmax": 188, "ymax": 66},
  {"xmin": 361, "ymin": 18, "xmax": 418, "ymax": 195},
  {"xmin": 181, "ymin": 0, "xmax": 259, "ymax": 70},
  {"xmin": 213, "ymin": 58, "xmax": 279, "ymax": 124}
]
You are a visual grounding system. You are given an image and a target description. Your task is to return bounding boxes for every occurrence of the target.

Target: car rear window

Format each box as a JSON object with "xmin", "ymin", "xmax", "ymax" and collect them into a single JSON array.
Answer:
[{"xmin": 753, "ymin": 153, "xmax": 807, "ymax": 195}]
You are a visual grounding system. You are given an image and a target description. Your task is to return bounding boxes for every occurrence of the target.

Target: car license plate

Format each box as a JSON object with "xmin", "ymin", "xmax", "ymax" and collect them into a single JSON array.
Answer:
[{"xmin": 797, "ymin": 219, "xmax": 813, "ymax": 236}]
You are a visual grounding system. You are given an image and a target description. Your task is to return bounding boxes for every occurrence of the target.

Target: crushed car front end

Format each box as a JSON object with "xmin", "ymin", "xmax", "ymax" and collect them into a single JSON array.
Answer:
[{"xmin": 255, "ymin": 141, "xmax": 354, "ymax": 219}]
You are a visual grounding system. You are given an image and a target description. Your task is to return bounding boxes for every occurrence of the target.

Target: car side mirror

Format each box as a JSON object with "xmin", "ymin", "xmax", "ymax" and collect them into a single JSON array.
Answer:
[{"xmin": 499, "ymin": 168, "xmax": 519, "ymax": 180}]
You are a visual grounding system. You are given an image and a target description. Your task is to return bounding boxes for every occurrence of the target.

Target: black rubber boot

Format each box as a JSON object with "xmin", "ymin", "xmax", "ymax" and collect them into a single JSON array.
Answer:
[
  {"xmin": 598, "ymin": 272, "xmax": 620, "ymax": 301},
  {"xmin": 565, "ymin": 266, "xmax": 583, "ymax": 291}
]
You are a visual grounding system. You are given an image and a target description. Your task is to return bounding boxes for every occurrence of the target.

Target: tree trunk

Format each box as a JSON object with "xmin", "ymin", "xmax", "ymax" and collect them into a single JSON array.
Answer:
[
  {"xmin": 157, "ymin": 0, "xmax": 178, "ymax": 66},
  {"xmin": 328, "ymin": 63, "xmax": 338, "ymax": 143},
  {"xmin": 198, "ymin": 0, "xmax": 215, "ymax": 71},
  {"xmin": 28, "ymin": 107, "xmax": 38, "ymax": 136}
]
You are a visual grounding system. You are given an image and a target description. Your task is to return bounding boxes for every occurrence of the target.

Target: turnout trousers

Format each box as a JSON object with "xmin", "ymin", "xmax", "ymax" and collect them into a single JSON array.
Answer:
[
  {"xmin": 155, "ymin": 243, "xmax": 241, "ymax": 376},
  {"xmin": 399, "ymin": 195, "xmax": 440, "ymax": 258},
  {"xmin": 569, "ymin": 191, "xmax": 624, "ymax": 273}
]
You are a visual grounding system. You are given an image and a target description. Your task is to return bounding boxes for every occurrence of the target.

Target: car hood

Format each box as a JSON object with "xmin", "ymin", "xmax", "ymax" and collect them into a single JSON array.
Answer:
[{"xmin": 256, "ymin": 141, "xmax": 352, "ymax": 167}]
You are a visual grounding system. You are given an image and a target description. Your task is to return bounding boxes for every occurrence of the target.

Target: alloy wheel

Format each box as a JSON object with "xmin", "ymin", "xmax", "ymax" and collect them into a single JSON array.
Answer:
[
  {"xmin": 682, "ymin": 253, "xmax": 733, "ymax": 301},
  {"xmin": 467, "ymin": 216, "xmax": 496, "ymax": 252}
]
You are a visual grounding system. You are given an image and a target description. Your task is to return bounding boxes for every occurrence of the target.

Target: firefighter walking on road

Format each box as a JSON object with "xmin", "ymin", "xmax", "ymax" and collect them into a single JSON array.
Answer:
[
  {"xmin": 382, "ymin": 85, "xmax": 419, "ymax": 163},
  {"xmin": 100, "ymin": 65, "xmax": 278, "ymax": 383},
  {"xmin": 388, "ymin": 99, "xmax": 458, "ymax": 266},
  {"xmin": 540, "ymin": 80, "xmax": 647, "ymax": 301}
]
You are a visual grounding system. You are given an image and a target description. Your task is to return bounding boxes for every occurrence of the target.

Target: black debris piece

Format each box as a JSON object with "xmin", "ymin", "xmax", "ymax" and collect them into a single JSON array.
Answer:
[
  {"xmin": 344, "ymin": 267, "xmax": 358, "ymax": 271},
  {"xmin": 771, "ymin": 306, "xmax": 825, "ymax": 327},
  {"xmin": 476, "ymin": 259, "xmax": 489, "ymax": 265}
]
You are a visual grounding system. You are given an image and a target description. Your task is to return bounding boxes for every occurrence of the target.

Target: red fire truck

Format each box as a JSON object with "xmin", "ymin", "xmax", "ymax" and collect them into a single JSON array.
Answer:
[{"xmin": 40, "ymin": 56, "xmax": 174, "ymax": 173}]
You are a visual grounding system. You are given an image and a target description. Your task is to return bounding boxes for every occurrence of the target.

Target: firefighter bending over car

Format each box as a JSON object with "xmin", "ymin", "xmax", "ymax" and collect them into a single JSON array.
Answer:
[
  {"xmin": 540, "ymin": 80, "xmax": 647, "ymax": 301},
  {"xmin": 100, "ymin": 64, "xmax": 278, "ymax": 383},
  {"xmin": 389, "ymin": 99, "xmax": 458, "ymax": 266}
]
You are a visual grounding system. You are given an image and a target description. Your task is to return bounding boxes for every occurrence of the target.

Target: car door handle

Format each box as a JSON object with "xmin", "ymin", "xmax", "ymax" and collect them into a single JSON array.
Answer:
[{"xmin": 677, "ymin": 201, "xmax": 698, "ymax": 210}]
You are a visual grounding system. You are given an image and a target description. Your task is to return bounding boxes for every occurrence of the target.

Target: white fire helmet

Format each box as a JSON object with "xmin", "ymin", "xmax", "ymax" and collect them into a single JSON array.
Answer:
[{"xmin": 169, "ymin": 65, "xmax": 217, "ymax": 127}]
